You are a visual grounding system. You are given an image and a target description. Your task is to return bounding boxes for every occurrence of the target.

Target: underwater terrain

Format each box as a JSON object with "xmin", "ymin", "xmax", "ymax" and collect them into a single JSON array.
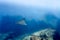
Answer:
[{"xmin": 0, "ymin": 3, "xmax": 60, "ymax": 40}]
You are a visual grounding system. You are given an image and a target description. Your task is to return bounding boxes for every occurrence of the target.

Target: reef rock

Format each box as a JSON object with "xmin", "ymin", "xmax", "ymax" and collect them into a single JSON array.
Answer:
[{"xmin": 23, "ymin": 28, "xmax": 55, "ymax": 40}]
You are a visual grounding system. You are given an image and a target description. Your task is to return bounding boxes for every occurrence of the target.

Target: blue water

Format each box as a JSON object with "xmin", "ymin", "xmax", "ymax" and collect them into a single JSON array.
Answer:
[{"xmin": 0, "ymin": 4, "xmax": 60, "ymax": 40}]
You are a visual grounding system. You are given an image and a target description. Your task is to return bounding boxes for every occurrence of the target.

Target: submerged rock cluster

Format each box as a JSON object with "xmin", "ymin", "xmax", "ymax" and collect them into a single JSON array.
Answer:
[{"xmin": 23, "ymin": 28, "xmax": 55, "ymax": 40}]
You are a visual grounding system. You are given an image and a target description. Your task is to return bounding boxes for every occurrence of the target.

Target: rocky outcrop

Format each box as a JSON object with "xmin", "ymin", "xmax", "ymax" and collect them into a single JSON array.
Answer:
[{"xmin": 23, "ymin": 28, "xmax": 55, "ymax": 40}]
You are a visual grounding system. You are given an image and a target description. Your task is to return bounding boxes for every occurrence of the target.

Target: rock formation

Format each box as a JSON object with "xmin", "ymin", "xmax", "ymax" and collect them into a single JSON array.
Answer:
[{"xmin": 23, "ymin": 28, "xmax": 55, "ymax": 40}]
